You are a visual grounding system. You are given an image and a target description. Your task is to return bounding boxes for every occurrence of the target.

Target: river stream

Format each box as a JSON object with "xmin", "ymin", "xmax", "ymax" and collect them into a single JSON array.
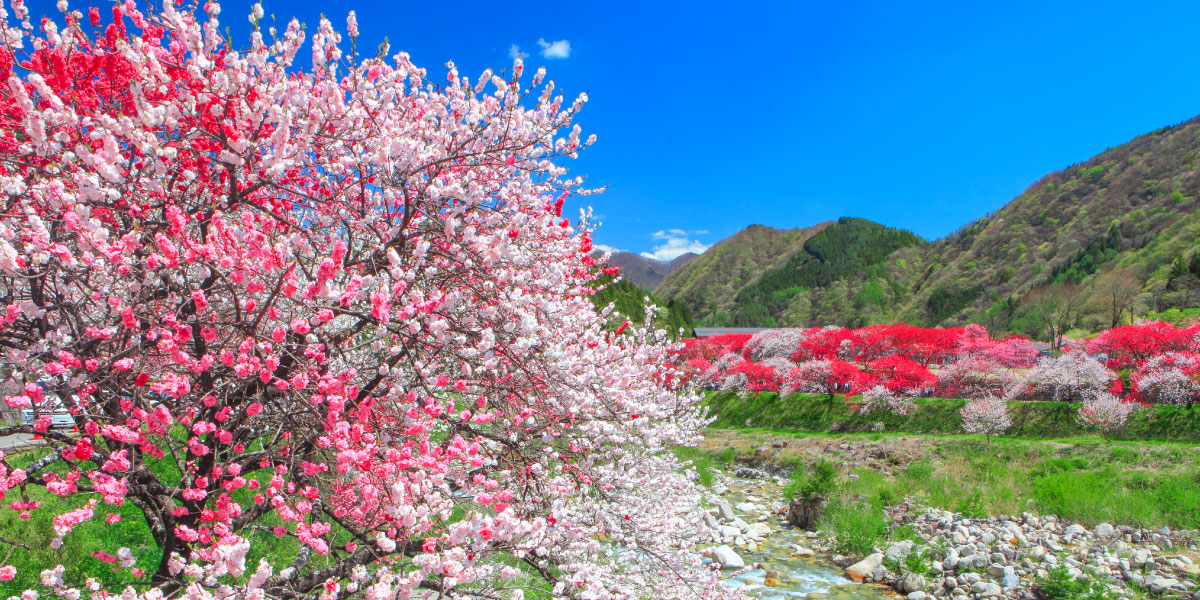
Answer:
[{"xmin": 712, "ymin": 473, "xmax": 893, "ymax": 600}]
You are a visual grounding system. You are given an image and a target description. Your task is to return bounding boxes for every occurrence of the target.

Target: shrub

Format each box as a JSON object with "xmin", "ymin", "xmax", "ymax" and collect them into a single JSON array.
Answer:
[
  {"xmin": 1033, "ymin": 566, "xmax": 1113, "ymax": 600},
  {"xmin": 819, "ymin": 499, "xmax": 889, "ymax": 558},
  {"xmin": 785, "ymin": 459, "xmax": 837, "ymax": 500}
]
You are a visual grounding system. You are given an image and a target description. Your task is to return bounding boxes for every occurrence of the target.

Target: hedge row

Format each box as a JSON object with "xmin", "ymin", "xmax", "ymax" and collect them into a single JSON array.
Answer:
[{"xmin": 703, "ymin": 391, "xmax": 1200, "ymax": 442}]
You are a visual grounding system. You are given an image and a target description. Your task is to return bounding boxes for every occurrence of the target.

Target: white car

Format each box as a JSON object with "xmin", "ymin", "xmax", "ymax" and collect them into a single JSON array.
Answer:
[{"xmin": 20, "ymin": 396, "xmax": 76, "ymax": 429}]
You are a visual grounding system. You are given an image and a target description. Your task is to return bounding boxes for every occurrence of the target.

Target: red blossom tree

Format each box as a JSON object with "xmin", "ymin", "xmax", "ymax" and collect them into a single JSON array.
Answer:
[
  {"xmin": 865, "ymin": 355, "xmax": 936, "ymax": 395},
  {"xmin": 1087, "ymin": 322, "xmax": 1200, "ymax": 369}
]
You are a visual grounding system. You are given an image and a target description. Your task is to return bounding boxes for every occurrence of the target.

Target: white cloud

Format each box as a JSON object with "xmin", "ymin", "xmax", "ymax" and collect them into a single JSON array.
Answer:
[
  {"xmin": 537, "ymin": 38, "xmax": 571, "ymax": 59},
  {"xmin": 639, "ymin": 229, "xmax": 710, "ymax": 262},
  {"xmin": 593, "ymin": 244, "xmax": 621, "ymax": 254},
  {"xmin": 508, "ymin": 44, "xmax": 527, "ymax": 60}
]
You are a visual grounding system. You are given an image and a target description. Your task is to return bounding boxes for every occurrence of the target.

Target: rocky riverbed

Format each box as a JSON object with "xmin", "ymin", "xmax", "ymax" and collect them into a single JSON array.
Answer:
[
  {"xmin": 699, "ymin": 470, "xmax": 892, "ymax": 599},
  {"xmin": 700, "ymin": 468, "xmax": 1200, "ymax": 599}
]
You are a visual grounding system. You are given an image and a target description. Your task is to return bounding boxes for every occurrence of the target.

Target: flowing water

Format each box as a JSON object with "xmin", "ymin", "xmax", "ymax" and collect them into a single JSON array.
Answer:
[{"xmin": 712, "ymin": 474, "xmax": 893, "ymax": 600}]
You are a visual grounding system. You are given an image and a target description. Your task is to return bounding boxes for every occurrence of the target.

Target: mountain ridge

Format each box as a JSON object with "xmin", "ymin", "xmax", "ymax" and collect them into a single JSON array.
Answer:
[{"xmin": 647, "ymin": 115, "xmax": 1200, "ymax": 334}]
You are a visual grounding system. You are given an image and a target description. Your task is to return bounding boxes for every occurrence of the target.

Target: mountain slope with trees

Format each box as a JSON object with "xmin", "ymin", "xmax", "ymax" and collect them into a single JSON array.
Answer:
[
  {"xmin": 597, "ymin": 251, "xmax": 698, "ymax": 289},
  {"xmin": 727, "ymin": 217, "xmax": 924, "ymax": 326},
  {"xmin": 654, "ymin": 222, "xmax": 833, "ymax": 325},
  {"xmin": 655, "ymin": 115, "xmax": 1200, "ymax": 334}
]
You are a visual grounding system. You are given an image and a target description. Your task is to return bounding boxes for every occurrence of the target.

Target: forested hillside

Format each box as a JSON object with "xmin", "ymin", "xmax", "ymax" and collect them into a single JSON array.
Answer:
[
  {"xmin": 589, "ymin": 276, "xmax": 694, "ymax": 338},
  {"xmin": 596, "ymin": 251, "xmax": 697, "ymax": 289},
  {"xmin": 728, "ymin": 218, "xmax": 923, "ymax": 326},
  {"xmin": 654, "ymin": 222, "xmax": 832, "ymax": 324},
  {"xmin": 654, "ymin": 115, "xmax": 1200, "ymax": 335}
]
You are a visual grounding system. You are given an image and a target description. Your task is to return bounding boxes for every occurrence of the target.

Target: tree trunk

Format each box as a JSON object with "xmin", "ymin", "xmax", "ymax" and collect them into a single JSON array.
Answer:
[{"xmin": 786, "ymin": 496, "xmax": 825, "ymax": 530}]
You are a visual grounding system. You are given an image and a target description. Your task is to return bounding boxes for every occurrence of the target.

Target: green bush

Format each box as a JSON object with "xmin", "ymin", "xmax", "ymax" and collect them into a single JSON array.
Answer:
[
  {"xmin": 703, "ymin": 391, "xmax": 1200, "ymax": 442},
  {"xmin": 784, "ymin": 458, "xmax": 837, "ymax": 500},
  {"xmin": 1034, "ymin": 566, "xmax": 1113, "ymax": 600},
  {"xmin": 819, "ymin": 498, "xmax": 889, "ymax": 558}
]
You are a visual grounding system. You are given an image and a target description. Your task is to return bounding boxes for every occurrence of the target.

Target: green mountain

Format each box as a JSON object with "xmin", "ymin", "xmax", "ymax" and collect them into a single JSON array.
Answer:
[
  {"xmin": 589, "ymin": 276, "xmax": 694, "ymax": 338},
  {"xmin": 655, "ymin": 115, "xmax": 1200, "ymax": 333},
  {"xmin": 728, "ymin": 218, "xmax": 924, "ymax": 326},
  {"xmin": 653, "ymin": 222, "xmax": 832, "ymax": 325},
  {"xmin": 594, "ymin": 251, "xmax": 697, "ymax": 289}
]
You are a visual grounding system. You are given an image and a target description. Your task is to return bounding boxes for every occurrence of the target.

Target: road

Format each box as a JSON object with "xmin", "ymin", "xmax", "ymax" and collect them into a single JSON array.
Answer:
[{"xmin": 0, "ymin": 432, "xmax": 38, "ymax": 452}]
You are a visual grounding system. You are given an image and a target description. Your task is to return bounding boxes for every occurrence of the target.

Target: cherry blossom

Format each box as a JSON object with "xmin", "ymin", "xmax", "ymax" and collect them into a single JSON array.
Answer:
[
  {"xmin": 0, "ymin": 3, "xmax": 738, "ymax": 599},
  {"xmin": 856, "ymin": 385, "xmax": 917, "ymax": 418},
  {"xmin": 959, "ymin": 396, "xmax": 1012, "ymax": 443},
  {"xmin": 1026, "ymin": 352, "xmax": 1116, "ymax": 403},
  {"xmin": 1076, "ymin": 392, "xmax": 1139, "ymax": 440}
]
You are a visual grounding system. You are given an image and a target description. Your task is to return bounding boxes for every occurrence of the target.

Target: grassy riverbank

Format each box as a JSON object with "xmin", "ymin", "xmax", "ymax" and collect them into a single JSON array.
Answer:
[
  {"xmin": 704, "ymin": 391, "xmax": 1200, "ymax": 442},
  {"xmin": 684, "ymin": 429, "xmax": 1200, "ymax": 533}
]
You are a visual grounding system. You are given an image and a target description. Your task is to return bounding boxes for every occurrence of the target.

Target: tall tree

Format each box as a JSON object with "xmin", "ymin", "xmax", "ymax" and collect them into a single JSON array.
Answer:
[
  {"xmin": 1022, "ymin": 284, "xmax": 1085, "ymax": 351},
  {"xmin": 1092, "ymin": 268, "xmax": 1141, "ymax": 328}
]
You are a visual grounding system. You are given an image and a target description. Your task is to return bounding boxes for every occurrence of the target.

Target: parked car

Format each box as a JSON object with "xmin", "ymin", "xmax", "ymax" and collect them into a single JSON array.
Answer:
[{"xmin": 19, "ymin": 382, "xmax": 77, "ymax": 429}]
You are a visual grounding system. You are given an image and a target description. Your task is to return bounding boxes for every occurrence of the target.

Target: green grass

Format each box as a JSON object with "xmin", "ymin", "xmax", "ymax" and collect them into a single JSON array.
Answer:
[
  {"xmin": 696, "ymin": 430, "xmax": 1200, "ymax": 532},
  {"xmin": 1034, "ymin": 566, "xmax": 1115, "ymax": 600},
  {"xmin": 672, "ymin": 445, "xmax": 736, "ymax": 487},
  {"xmin": 0, "ymin": 446, "xmax": 346, "ymax": 590},
  {"xmin": 818, "ymin": 497, "xmax": 889, "ymax": 557},
  {"xmin": 704, "ymin": 391, "xmax": 1200, "ymax": 441}
]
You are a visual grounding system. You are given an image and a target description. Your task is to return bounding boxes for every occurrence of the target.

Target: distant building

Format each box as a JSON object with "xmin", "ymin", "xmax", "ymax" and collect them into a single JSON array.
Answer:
[{"xmin": 693, "ymin": 327, "xmax": 771, "ymax": 338}]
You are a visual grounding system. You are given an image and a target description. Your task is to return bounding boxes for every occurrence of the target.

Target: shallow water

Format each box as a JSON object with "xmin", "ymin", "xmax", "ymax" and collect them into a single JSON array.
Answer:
[{"xmin": 714, "ymin": 476, "xmax": 893, "ymax": 600}]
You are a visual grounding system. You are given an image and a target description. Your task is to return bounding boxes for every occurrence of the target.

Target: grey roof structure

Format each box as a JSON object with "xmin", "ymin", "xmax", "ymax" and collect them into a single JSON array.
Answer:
[{"xmin": 693, "ymin": 327, "xmax": 770, "ymax": 337}]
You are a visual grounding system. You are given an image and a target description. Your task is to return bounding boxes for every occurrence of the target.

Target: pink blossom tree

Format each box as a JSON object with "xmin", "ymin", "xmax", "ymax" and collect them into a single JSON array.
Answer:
[
  {"xmin": 1026, "ymin": 353, "xmax": 1116, "ymax": 403},
  {"xmin": 1076, "ymin": 392, "xmax": 1139, "ymax": 440},
  {"xmin": 744, "ymin": 327, "xmax": 810, "ymax": 362},
  {"xmin": 855, "ymin": 385, "xmax": 917, "ymax": 418},
  {"xmin": 1130, "ymin": 353, "xmax": 1200, "ymax": 407},
  {"xmin": 960, "ymin": 395, "xmax": 1013, "ymax": 444},
  {"xmin": 0, "ymin": 4, "xmax": 737, "ymax": 599}
]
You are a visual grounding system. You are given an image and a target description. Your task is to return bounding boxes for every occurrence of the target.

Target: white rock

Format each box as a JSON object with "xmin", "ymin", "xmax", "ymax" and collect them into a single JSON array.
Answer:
[
  {"xmin": 886, "ymin": 540, "xmax": 914, "ymax": 563},
  {"xmin": 846, "ymin": 553, "xmax": 883, "ymax": 582},
  {"xmin": 717, "ymin": 502, "xmax": 735, "ymax": 521},
  {"xmin": 713, "ymin": 545, "xmax": 745, "ymax": 569}
]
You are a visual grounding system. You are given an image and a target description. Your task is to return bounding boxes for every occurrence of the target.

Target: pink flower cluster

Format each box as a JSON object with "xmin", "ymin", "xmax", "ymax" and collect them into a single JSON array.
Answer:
[{"xmin": 0, "ymin": 3, "xmax": 738, "ymax": 599}]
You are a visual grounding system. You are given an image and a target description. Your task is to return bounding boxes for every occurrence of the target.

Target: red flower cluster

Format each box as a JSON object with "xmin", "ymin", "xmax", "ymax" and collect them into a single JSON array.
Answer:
[{"xmin": 673, "ymin": 324, "xmax": 1039, "ymax": 396}]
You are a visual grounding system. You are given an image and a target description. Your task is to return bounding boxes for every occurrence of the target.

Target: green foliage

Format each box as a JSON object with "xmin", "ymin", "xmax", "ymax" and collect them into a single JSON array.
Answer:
[
  {"xmin": 925, "ymin": 285, "xmax": 982, "ymax": 324},
  {"xmin": 784, "ymin": 458, "xmax": 837, "ymax": 500},
  {"xmin": 1049, "ymin": 222, "xmax": 1123, "ymax": 284},
  {"xmin": 671, "ymin": 446, "xmax": 717, "ymax": 487},
  {"xmin": 1145, "ymin": 307, "xmax": 1200, "ymax": 325},
  {"xmin": 703, "ymin": 391, "xmax": 1200, "ymax": 442},
  {"xmin": 819, "ymin": 498, "xmax": 889, "ymax": 558},
  {"xmin": 954, "ymin": 489, "xmax": 988, "ymax": 519},
  {"xmin": 728, "ymin": 218, "xmax": 922, "ymax": 326},
  {"xmin": 1078, "ymin": 165, "xmax": 1105, "ymax": 183},
  {"xmin": 1034, "ymin": 566, "xmax": 1114, "ymax": 600},
  {"xmin": 589, "ymin": 276, "xmax": 693, "ymax": 338}
]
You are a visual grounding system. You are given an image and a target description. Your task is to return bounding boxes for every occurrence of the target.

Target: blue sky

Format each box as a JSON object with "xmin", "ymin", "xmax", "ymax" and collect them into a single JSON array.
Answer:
[{"xmin": 28, "ymin": 1, "xmax": 1200, "ymax": 260}]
